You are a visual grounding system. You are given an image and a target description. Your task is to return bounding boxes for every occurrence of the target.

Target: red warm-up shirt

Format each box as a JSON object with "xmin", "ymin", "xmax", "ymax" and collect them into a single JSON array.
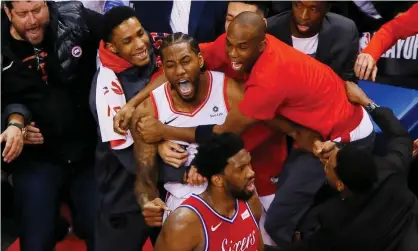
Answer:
[
  {"xmin": 200, "ymin": 39, "xmax": 287, "ymax": 197},
  {"xmin": 201, "ymin": 33, "xmax": 363, "ymax": 143},
  {"xmin": 363, "ymin": 3, "xmax": 418, "ymax": 61}
]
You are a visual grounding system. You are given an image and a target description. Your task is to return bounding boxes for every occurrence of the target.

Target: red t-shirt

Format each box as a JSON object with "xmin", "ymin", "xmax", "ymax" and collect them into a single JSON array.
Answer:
[
  {"xmin": 202, "ymin": 34, "xmax": 362, "ymax": 141},
  {"xmin": 200, "ymin": 39, "xmax": 287, "ymax": 197}
]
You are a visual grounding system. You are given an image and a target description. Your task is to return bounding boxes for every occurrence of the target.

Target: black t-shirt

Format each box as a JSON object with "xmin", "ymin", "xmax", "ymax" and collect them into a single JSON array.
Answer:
[{"xmin": 9, "ymin": 36, "xmax": 49, "ymax": 84}]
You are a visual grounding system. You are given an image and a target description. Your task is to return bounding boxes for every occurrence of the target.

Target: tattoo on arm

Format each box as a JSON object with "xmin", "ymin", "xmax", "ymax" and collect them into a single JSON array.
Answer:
[{"xmin": 134, "ymin": 138, "xmax": 158, "ymax": 208}]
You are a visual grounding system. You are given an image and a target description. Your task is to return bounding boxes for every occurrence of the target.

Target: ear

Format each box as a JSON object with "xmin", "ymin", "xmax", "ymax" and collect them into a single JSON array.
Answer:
[
  {"xmin": 211, "ymin": 174, "xmax": 224, "ymax": 188},
  {"xmin": 105, "ymin": 42, "xmax": 117, "ymax": 54},
  {"xmin": 336, "ymin": 180, "xmax": 345, "ymax": 192},
  {"xmin": 4, "ymin": 6, "xmax": 12, "ymax": 21},
  {"xmin": 258, "ymin": 39, "xmax": 266, "ymax": 53},
  {"xmin": 263, "ymin": 18, "xmax": 267, "ymax": 27},
  {"xmin": 197, "ymin": 52, "xmax": 204, "ymax": 69}
]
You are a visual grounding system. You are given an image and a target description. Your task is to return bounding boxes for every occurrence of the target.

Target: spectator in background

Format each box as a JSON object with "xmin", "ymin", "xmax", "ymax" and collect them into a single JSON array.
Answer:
[
  {"xmin": 225, "ymin": 1, "xmax": 269, "ymax": 31},
  {"xmin": 1, "ymin": 1, "xmax": 103, "ymax": 250},
  {"xmin": 131, "ymin": 0, "xmax": 227, "ymax": 43},
  {"xmin": 268, "ymin": 1, "xmax": 359, "ymax": 82},
  {"xmin": 354, "ymin": 3, "xmax": 418, "ymax": 81},
  {"xmin": 267, "ymin": 82, "xmax": 417, "ymax": 251},
  {"xmin": 89, "ymin": 6, "xmax": 165, "ymax": 251}
]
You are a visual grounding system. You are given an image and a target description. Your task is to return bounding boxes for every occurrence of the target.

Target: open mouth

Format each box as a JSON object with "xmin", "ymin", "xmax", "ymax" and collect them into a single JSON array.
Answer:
[
  {"xmin": 246, "ymin": 179, "xmax": 256, "ymax": 192},
  {"xmin": 231, "ymin": 61, "xmax": 243, "ymax": 71},
  {"xmin": 178, "ymin": 79, "xmax": 193, "ymax": 96},
  {"xmin": 297, "ymin": 24, "xmax": 310, "ymax": 32},
  {"xmin": 26, "ymin": 27, "xmax": 41, "ymax": 37},
  {"xmin": 133, "ymin": 49, "xmax": 148, "ymax": 60}
]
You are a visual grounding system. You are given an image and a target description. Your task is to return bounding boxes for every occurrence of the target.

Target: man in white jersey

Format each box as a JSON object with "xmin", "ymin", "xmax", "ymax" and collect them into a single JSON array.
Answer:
[{"xmin": 130, "ymin": 32, "xmax": 245, "ymax": 226}]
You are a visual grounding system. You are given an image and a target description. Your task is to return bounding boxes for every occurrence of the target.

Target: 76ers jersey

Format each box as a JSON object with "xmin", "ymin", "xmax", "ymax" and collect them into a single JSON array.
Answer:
[
  {"xmin": 181, "ymin": 194, "xmax": 260, "ymax": 251},
  {"xmin": 150, "ymin": 71, "xmax": 229, "ymax": 166}
]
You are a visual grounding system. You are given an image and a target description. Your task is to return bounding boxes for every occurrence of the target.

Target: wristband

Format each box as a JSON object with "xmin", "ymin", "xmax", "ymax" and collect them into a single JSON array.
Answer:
[{"xmin": 195, "ymin": 124, "xmax": 216, "ymax": 145}]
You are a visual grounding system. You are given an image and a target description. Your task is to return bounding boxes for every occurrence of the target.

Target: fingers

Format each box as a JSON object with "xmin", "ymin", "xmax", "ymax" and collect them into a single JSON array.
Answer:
[
  {"xmin": 144, "ymin": 216, "xmax": 163, "ymax": 227},
  {"xmin": 168, "ymin": 141, "xmax": 185, "ymax": 153},
  {"xmin": 113, "ymin": 117, "xmax": 128, "ymax": 135},
  {"xmin": 165, "ymin": 157, "xmax": 188, "ymax": 168},
  {"xmin": 371, "ymin": 66, "xmax": 378, "ymax": 82},
  {"xmin": 187, "ymin": 167, "xmax": 207, "ymax": 185},
  {"xmin": 26, "ymin": 123, "xmax": 40, "ymax": 133},
  {"xmin": 3, "ymin": 130, "xmax": 23, "ymax": 163},
  {"xmin": 354, "ymin": 54, "xmax": 364, "ymax": 78},
  {"xmin": 363, "ymin": 59, "xmax": 375, "ymax": 80},
  {"xmin": 24, "ymin": 131, "xmax": 44, "ymax": 145},
  {"xmin": 153, "ymin": 198, "xmax": 170, "ymax": 211},
  {"xmin": 358, "ymin": 56, "xmax": 369, "ymax": 80},
  {"xmin": 312, "ymin": 140, "xmax": 323, "ymax": 156}
]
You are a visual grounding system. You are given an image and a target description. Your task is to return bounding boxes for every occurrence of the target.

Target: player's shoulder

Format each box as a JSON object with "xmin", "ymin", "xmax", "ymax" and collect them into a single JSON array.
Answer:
[{"xmin": 165, "ymin": 206, "xmax": 203, "ymax": 231}]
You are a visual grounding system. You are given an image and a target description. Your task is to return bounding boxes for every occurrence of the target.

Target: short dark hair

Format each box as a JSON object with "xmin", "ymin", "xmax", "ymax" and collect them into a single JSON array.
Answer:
[
  {"xmin": 159, "ymin": 32, "xmax": 200, "ymax": 60},
  {"xmin": 4, "ymin": 1, "xmax": 14, "ymax": 10},
  {"xmin": 159, "ymin": 32, "xmax": 206, "ymax": 71},
  {"xmin": 194, "ymin": 133, "xmax": 245, "ymax": 180},
  {"xmin": 229, "ymin": 1, "xmax": 269, "ymax": 17},
  {"xmin": 103, "ymin": 6, "xmax": 138, "ymax": 42},
  {"xmin": 336, "ymin": 145, "xmax": 377, "ymax": 194}
]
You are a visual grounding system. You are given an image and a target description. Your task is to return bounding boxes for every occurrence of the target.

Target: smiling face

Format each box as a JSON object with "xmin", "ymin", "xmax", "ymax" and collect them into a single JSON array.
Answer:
[
  {"xmin": 161, "ymin": 42, "xmax": 204, "ymax": 102},
  {"xmin": 222, "ymin": 149, "xmax": 256, "ymax": 201},
  {"xmin": 291, "ymin": 1, "xmax": 328, "ymax": 38},
  {"xmin": 4, "ymin": 1, "xmax": 50, "ymax": 45},
  {"xmin": 107, "ymin": 17, "xmax": 150, "ymax": 66},
  {"xmin": 226, "ymin": 23, "xmax": 265, "ymax": 74}
]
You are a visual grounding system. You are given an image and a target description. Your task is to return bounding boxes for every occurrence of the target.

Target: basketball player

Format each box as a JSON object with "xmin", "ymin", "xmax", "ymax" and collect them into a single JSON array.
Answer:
[
  {"xmin": 130, "ymin": 33, "xmax": 246, "ymax": 225},
  {"xmin": 154, "ymin": 133, "xmax": 264, "ymax": 251},
  {"xmin": 136, "ymin": 12, "xmax": 376, "ymax": 245}
]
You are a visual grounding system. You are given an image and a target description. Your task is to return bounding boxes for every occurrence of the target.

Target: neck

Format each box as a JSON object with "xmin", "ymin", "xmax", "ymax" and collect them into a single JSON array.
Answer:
[
  {"xmin": 10, "ymin": 26, "xmax": 24, "ymax": 41},
  {"xmin": 201, "ymin": 186, "xmax": 236, "ymax": 218},
  {"xmin": 170, "ymin": 71, "xmax": 209, "ymax": 113}
]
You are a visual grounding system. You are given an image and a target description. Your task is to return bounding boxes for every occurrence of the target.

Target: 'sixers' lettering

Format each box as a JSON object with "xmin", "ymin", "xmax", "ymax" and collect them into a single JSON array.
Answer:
[{"xmin": 221, "ymin": 230, "xmax": 256, "ymax": 251}]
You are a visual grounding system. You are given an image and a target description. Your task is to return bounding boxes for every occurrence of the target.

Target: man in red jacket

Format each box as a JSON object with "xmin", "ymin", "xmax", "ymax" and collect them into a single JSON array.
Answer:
[{"xmin": 355, "ymin": 3, "xmax": 418, "ymax": 81}]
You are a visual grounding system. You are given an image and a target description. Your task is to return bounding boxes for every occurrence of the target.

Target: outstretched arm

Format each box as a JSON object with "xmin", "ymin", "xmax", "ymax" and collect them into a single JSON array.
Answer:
[
  {"xmin": 130, "ymin": 97, "xmax": 159, "ymax": 207},
  {"xmin": 113, "ymin": 71, "xmax": 166, "ymax": 135},
  {"xmin": 154, "ymin": 207, "xmax": 202, "ymax": 251}
]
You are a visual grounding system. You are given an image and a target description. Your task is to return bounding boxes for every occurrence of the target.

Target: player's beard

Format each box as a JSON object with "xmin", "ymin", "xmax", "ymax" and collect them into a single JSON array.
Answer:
[{"xmin": 226, "ymin": 182, "xmax": 253, "ymax": 201}]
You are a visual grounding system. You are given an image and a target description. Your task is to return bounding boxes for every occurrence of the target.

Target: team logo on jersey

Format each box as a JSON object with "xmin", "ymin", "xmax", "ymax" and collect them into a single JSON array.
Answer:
[
  {"xmin": 210, "ymin": 105, "xmax": 224, "ymax": 118},
  {"xmin": 71, "ymin": 46, "xmax": 82, "ymax": 58},
  {"xmin": 241, "ymin": 209, "xmax": 250, "ymax": 220}
]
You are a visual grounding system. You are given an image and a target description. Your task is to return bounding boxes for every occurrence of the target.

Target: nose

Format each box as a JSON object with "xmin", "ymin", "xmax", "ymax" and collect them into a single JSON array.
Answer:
[
  {"xmin": 175, "ymin": 64, "xmax": 186, "ymax": 76},
  {"xmin": 133, "ymin": 37, "xmax": 146, "ymax": 51},
  {"xmin": 228, "ymin": 47, "xmax": 238, "ymax": 60},
  {"xmin": 27, "ymin": 12, "xmax": 37, "ymax": 25},
  {"xmin": 300, "ymin": 9, "xmax": 309, "ymax": 20},
  {"xmin": 246, "ymin": 165, "xmax": 255, "ymax": 178}
]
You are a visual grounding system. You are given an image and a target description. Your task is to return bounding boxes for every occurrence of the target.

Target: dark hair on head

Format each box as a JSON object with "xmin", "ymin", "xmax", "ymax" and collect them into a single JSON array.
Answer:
[
  {"xmin": 103, "ymin": 6, "xmax": 138, "ymax": 42},
  {"xmin": 229, "ymin": 1, "xmax": 269, "ymax": 17},
  {"xmin": 336, "ymin": 144, "xmax": 377, "ymax": 194},
  {"xmin": 159, "ymin": 32, "xmax": 200, "ymax": 59},
  {"xmin": 4, "ymin": 2, "xmax": 13, "ymax": 9},
  {"xmin": 159, "ymin": 32, "xmax": 205, "ymax": 71},
  {"xmin": 194, "ymin": 133, "xmax": 245, "ymax": 181}
]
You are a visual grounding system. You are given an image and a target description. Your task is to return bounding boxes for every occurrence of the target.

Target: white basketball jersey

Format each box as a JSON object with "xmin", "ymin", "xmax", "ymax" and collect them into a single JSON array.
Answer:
[{"xmin": 151, "ymin": 71, "xmax": 229, "ymax": 166}]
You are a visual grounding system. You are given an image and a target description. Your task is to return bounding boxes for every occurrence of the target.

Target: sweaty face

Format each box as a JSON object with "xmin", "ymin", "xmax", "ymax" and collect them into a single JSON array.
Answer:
[
  {"xmin": 223, "ymin": 149, "xmax": 256, "ymax": 201},
  {"xmin": 225, "ymin": 2, "xmax": 259, "ymax": 32},
  {"xmin": 5, "ymin": 1, "xmax": 50, "ymax": 45},
  {"xmin": 161, "ymin": 42, "xmax": 203, "ymax": 102},
  {"xmin": 226, "ymin": 24, "xmax": 264, "ymax": 74},
  {"xmin": 291, "ymin": 1, "xmax": 327, "ymax": 38},
  {"xmin": 109, "ymin": 17, "xmax": 150, "ymax": 66}
]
